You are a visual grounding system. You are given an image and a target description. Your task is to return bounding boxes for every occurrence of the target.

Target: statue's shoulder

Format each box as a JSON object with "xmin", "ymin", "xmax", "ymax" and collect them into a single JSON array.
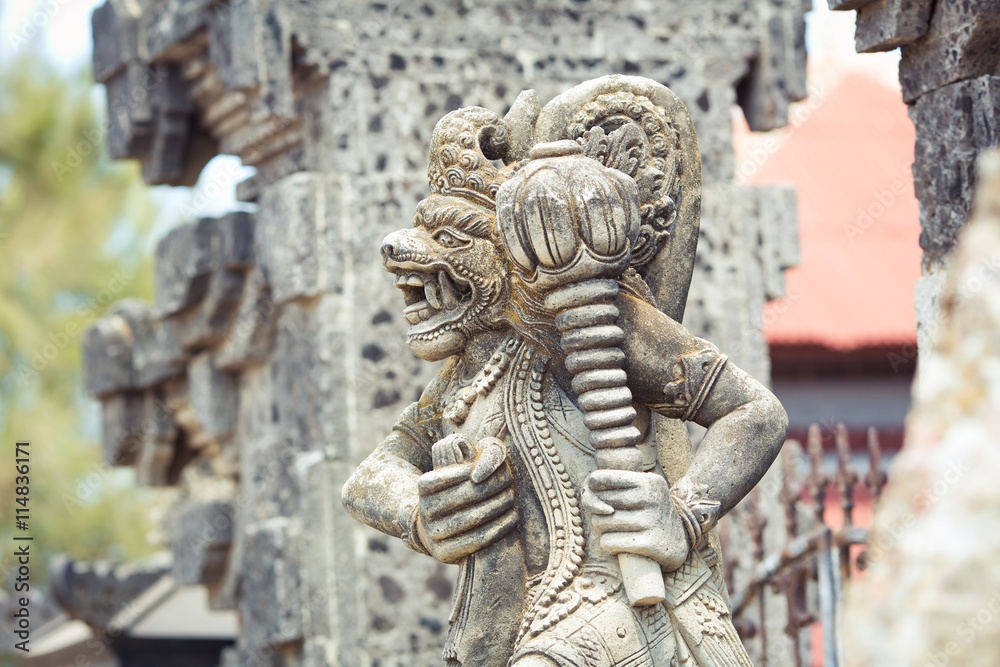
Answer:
[{"xmin": 618, "ymin": 293, "xmax": 728, "ymax": 421}]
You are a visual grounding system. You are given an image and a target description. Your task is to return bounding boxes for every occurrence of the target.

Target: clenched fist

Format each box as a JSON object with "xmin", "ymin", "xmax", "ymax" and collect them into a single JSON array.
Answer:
[
  {"xmin": 581, "ymin": 469, "xmax": 690, "ymax": 572},
  {"xmin": 416, "ymin": 434, "xmax": 518, "ymax": 564}
]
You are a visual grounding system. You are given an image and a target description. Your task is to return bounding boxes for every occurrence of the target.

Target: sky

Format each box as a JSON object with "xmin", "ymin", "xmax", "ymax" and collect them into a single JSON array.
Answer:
[
  {"xmin": 0, "ymin": 0, "xmax": 902, "ymax": 245},
  {"xmin": 0, "ymin": 0, "xmax": 251, "ymax": 245}
]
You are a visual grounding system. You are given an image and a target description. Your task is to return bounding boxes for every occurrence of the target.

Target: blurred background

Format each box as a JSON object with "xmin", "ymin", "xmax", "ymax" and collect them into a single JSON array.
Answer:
[{"xmin": 0, "ymin": 0, "xmax": 949, "ymax": 665}]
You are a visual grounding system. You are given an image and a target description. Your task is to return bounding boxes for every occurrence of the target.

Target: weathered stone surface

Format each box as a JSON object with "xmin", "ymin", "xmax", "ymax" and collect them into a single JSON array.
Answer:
[
  {"xmin": 171, "ymin": 501, "xmax": 234, "ymax": 586},
  {"xmin": 684, "ymin": 183, "xmax": 798, "ymax": 382},
  {"xmin": 82, "ymin": 311, "xmax": 135, "ymax": 397},
  {"xmin": 898, "ymin": 3, "xmax": 1000, "ymax": 103},
  {"xmin": 219, "ymin": 643, "xmax": 280, "ymax": 667},
  {"xmin": 172, "ymin": 268, "xmax": 249, "ymax": 350},
  {"xmin": 141, "ymin": 63, "xmax": 196, "ymax": 185},
  {"xmin": 186, "ymin": 351, "xmax": 238, "ymax": 445},
  {"xmin": 828, "ymin": 0, "xmax": 878, "ymax": 10},
  {"xmin": 101, "ymin": 390, "xmax": 146, "ymax": 466},
  {"xmin": 215, "ymin": 269, "xmax": 278, "ymax": 371},
  {"xmin": 241, "ymin": 517, "xmax": 303, "ymax": 650},
  {"xmin": 218, "ymin": 211, "xmax": 256, "ymax": 268},
  {"xmin": 855, "ymin": 0, "xmax": 934, "ymax": 53},
  {"xmin": 738, "ymin": 12, "xmax": 792, "ymax": 131},
  {"xmin": 154, "ymin": 217, "xmax": 217, "ymax": 317},
  {"xmin": 141, "ymin": 0, "xmax": 212, "ymax": 63},
  {"xmin": 255, "ymin": 172, "xmax": 333, "ymax": 304},
  {"xmin": 846, "ymin": 150, "xmax": 1000, "ymax": 667},
  {"xmin": 102, "ymin": 60, "xmax": 158, "ymax": 161},
  {"xmin": 208, "ymin": 2, "xmax": 260, "ymax": 91},
  {"xmin": 136, "ymin": 388, "xmax": 178, "ymax": 486},
  {"xmin": 104, "ymin": 298, "xmax": 187, "ymax": 389},
  {"xmin": 91, "ymin": 0, "xmax": 140, "ymax": 82},
  {"xmin": 300, "ymin": 459, "xmax": 362, "ymax": 663},
  {"xmin": 909, "ymin": 75, "xmax": 1000, "ymax": 270},
  {"xmin": 913, "ymin": 269, "xmax": 947, "ymax": 359},
  {"xmin": 50, "ymin": 554, "xmax": 172, "ymax": 631}
]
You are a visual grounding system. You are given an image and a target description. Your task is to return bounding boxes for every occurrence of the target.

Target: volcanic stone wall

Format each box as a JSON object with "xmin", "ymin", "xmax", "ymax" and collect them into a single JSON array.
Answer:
[{"xmin": 84, "ymin": 1, "xmax": 807, "ymax": 665}]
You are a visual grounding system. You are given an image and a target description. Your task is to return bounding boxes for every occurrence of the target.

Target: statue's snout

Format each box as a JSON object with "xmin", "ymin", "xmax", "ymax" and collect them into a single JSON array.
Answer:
[{"xmin": 380, "ymin": 229, "xmax": 409, "ymax": 264}]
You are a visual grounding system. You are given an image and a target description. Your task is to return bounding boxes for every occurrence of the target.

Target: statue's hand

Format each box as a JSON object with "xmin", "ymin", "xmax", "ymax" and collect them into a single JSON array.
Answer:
[
  {"xmin": 416, "ymin": 437, "xmax": 517, "ymax": 564},
  {"xmin": 581, "ymin": 469, "xmax": 690, "ymax": 572}
]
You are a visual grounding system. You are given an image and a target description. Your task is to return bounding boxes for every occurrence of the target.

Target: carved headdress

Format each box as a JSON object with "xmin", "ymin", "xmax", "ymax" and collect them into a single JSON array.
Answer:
[
  {"xmin": 426, "ymin": 106, "xmax": 510, "ymax": 209},
  {"xmin": 421, "ymin": 76, "xmax": 702, "ymax": 323},
  {"xmin": 530, "ymin": 75, "xmax": 702, "ymax": 323}
]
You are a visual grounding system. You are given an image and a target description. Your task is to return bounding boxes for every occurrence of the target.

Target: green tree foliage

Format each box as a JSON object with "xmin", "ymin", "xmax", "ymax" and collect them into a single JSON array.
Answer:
[{"xmin": 0, "ymin": 54, "xmax": 160, "ymax": 587}]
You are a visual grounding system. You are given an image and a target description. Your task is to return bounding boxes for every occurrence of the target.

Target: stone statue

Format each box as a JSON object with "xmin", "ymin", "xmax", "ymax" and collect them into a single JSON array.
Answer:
[{"xmin": 342, "ymin": 75, "xmax": 787, "ymax": 667}]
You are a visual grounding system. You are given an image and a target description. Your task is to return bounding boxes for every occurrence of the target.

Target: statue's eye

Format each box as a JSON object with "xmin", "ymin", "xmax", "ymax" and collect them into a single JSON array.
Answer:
[{"xmin": 434, "ymin": 230, "xmax": 467, "ymax": 248}]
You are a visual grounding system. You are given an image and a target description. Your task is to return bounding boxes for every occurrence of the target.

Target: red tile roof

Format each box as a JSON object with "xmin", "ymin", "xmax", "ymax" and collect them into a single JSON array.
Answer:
[{"xmin": 741, "ymin": 72, "xmax": 922, "ymax": 351}]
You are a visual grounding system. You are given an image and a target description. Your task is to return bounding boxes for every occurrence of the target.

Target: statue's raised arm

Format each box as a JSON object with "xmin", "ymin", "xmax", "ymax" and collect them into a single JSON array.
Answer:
[{"xmin": 342, "ymin": 75, "xmax": 787, "ymax": 667}]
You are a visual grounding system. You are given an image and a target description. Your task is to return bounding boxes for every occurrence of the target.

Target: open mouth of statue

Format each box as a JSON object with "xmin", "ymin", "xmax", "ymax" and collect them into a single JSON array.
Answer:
[{"xmin": 388, "ymin": 262, "xmax": 475, "ymax": 338}]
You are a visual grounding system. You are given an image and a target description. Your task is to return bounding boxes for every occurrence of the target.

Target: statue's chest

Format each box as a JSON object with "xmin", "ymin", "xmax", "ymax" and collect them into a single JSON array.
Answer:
[{"xmin": 442, "ymin": 356, "xmax": 658, "ymax": 575}]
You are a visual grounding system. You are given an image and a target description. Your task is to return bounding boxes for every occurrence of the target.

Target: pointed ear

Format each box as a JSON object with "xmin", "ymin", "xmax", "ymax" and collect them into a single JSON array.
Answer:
[{"xmin": 427, "ymin": 107, "xmax": 512, "ymax": 208}]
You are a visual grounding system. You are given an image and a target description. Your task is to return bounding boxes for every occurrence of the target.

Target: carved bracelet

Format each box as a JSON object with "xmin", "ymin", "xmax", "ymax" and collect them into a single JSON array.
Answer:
[
  {"xmin": 669, "ymin": 477, "xmax": 722, "ymax": 549},
  {"xmin": 396, "ymin": 498, "xmax": 431, "ymax": 556}
]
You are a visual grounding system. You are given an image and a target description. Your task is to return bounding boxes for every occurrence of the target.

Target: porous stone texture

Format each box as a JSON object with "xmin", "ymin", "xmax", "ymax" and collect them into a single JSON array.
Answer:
[
  {"xmin": 910, "ymin": 75, "xmax": 1000, "ymax": 273},
  {"xmin": 85, "ymin": 1, "xmax": 807, "ymax": 664},
  {"xmin": 845, "ymin": 150, "xmax": 1000, "ymax": 667},
  {"xmin": 832, "ymin": 0, "xmax": 1000, "ymax": 275},
  {"xmin": 854, "ymin": 0, "xmax": 933, "ymax": 53}
]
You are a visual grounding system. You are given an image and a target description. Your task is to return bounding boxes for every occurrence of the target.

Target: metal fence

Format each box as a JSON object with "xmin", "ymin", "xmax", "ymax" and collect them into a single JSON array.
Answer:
[{"xmin": 728, "ymin": 423, "xmax": 889, "ymax": 667}]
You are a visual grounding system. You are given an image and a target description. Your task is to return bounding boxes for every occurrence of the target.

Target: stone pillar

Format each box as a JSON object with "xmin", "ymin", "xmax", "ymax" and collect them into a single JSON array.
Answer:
[{"xmin": 85, "ymin": 1, "xmax": 807, "ymax": 664}]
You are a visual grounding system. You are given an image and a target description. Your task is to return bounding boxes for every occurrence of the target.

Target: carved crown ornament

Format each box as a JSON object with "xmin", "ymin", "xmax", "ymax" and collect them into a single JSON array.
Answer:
[{"xmin": 423, "ymin": 74, "xmax": 702, "ymax": 322}]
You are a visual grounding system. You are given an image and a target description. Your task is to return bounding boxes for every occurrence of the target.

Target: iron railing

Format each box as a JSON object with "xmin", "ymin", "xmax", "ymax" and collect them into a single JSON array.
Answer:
[{"xmin": 729, "ymin": 424, "xmax": 889, "ymax": 667}]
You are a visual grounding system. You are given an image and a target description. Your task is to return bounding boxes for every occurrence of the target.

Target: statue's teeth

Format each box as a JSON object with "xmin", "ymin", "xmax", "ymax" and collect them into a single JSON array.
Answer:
[
  {"xmin": 405, "ymin": 274, "xmax": 424, "ymax": 287},
  {"xmin": 405, "ymin": 310, "xmax": 421, "ymax": 324},
  {"xmin": 425, "ymin": 281, "xmax": 442, "ymax": 310},
  {"xmin": 439, "ymin": 271, "xmax": 459, "ymax": 310}
]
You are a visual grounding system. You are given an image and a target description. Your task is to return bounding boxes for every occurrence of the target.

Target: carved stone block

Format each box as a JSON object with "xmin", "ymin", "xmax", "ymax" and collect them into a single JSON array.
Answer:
[
  {"xmin": 136, "ymin": 388, "xmax": 178, "ymax": 487},
  {"xmin": 186, "ymin": 351, "xmax": 238, "ymax": 445},
  {"xmin": 909, "ymin": 75, "xmax": 1000, "ymax": 269},
  {"xmin": 241, "ymin": 518, "xmax": 303, "ymax": 651},
  {"xmin": 256, "ymin": 172, "xmax": 329, "ymax": 304},
  {"xmin": 898, "ymin": 3, "xmax": 1000, "ymax": 102},
  {"xmin": 154, "ymin": 217, "xmax": 217, "ymax": 317},
  {"xmin": 100, "ymin": 390, "xmax": 146, "ymax": 466},
  {"xmin": 827, "ymin": 0, "xmax": 878, "ymax": 10},
  {"xmin": 171, "ymin": 501, "xmax": 235, "ymax": 587},
  {"xmin": 854, "ymin": 0, "xmax": 933, "ymax": 53},
  {"xmin": 82, "ymin": 311, "xmax": 135, "ymax": 398},
  {"xmin": 215, "ymin": 268, "xmax": 278, "ymax": 372}
]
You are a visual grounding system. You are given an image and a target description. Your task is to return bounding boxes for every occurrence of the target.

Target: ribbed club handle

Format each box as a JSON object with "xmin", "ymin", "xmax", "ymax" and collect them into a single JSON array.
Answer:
[{"xmin": 546, "ymin": 278, "xmax": 666, "ymax": 607}]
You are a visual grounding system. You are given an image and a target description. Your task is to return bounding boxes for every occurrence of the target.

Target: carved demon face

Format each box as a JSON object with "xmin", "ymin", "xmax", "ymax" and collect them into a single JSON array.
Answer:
[{"xmin": 381, "ymin": 195, "xmax": 508, "ymax": 362}]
